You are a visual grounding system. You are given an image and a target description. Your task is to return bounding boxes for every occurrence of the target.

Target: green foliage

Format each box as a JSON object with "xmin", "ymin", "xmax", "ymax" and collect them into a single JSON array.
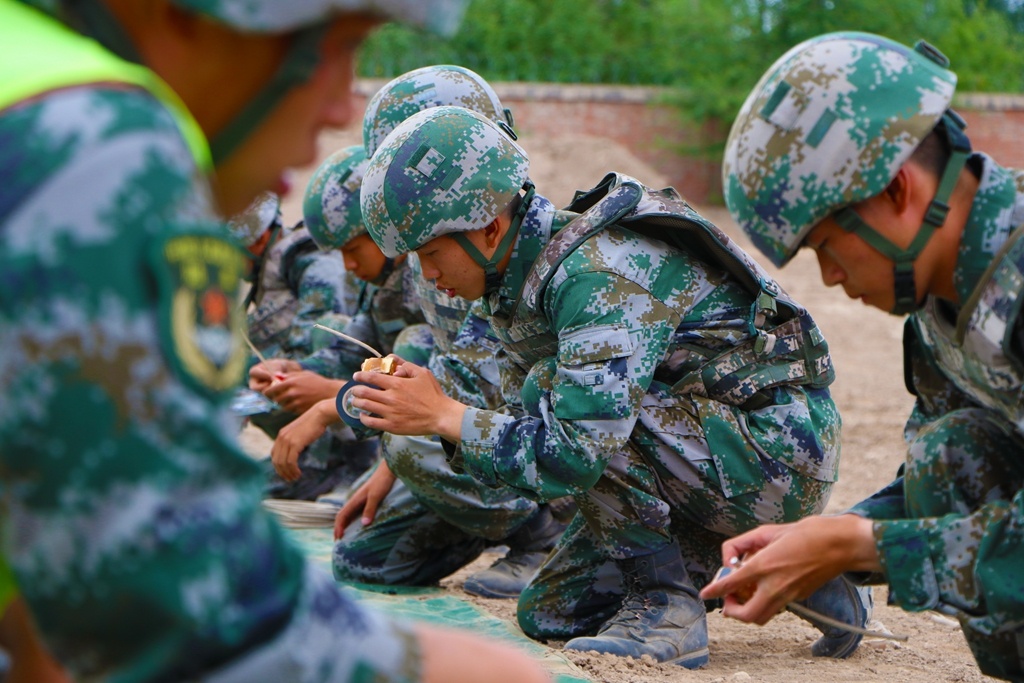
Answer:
[{"xmin": 357, "ymin": 0, "xmax": 1024, "ymax": 127}]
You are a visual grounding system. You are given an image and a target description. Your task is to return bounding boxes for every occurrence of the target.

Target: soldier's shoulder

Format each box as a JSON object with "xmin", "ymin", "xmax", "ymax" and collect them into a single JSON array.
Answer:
[
  {"xmin": 4, "ymin": 84, "xmax": 188, "ymax": 155},
  {"xmin": 1, "ymin": 85, "xmax": 198, "ymax": 225}
]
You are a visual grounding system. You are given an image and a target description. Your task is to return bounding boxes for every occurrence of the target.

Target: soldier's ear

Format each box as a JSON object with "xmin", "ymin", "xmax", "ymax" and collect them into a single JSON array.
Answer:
[
  {"xmin": 884, "ymin": 166, "xmax": 915, "ymax": 218},
  {"xmin": 482, "ymin": 218, "xmax": 503, "ymax": 247}
]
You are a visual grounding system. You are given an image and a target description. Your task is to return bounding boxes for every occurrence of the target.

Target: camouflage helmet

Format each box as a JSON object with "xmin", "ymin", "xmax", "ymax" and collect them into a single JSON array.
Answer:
[
  {"xmin": 723, "ymin": 31, "xmax": 959, "ymax": 269},
  {"xmin": 362, "ymin": 105, "xmax": 530, "ymax": 259},
  {"xmin": 228, "ymin": 191, "xmax": 281, "ymax": 246},
  {"xmin": 363, "ymin": 65, "xmax": 514, "ymax": 156},
  {"xmin": 303, "ymin": 145, "xmax": 370, "ymax": 250}
]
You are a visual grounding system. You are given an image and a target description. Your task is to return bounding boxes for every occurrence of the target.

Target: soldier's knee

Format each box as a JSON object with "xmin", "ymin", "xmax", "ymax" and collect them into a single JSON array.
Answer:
[
  {"xmin": 332, "ymin": 540, "xmax": 391, "ymax": 584},
  {"xmin": 517, "ymin": 585, "xmax": 571, "ymax": 640}
]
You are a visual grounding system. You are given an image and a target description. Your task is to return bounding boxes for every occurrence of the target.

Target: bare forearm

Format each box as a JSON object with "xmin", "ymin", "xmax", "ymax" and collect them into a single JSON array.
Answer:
[{"xmin": 431, "ymin": 395, "xmax": 467, "ymax": 443}]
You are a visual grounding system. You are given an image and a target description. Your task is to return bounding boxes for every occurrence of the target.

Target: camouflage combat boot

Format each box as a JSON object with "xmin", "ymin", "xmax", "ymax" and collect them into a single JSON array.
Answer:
[
  {"xmin": 463, "ymin": 504, "xmax": 565, "ymax": 599},
  {"xmin": 791, "ymin": 575, "xmax": 873, "ymax": 658},
  {"xmin": 563, "ymin": 540, "xmax": 709, "ymax": 668}
]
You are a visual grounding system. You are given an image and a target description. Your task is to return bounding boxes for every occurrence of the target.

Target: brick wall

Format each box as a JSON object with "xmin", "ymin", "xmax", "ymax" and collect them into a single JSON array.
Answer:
[{"xmin": 355, "ymin": 81, "xmax": 1024, "ymax": 205}]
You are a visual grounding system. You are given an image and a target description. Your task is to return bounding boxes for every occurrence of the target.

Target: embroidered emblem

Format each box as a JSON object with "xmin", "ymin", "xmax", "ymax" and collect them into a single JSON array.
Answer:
[{"xmin": 154, "ymin": 233, "xmax": 248, "ymax": 393}]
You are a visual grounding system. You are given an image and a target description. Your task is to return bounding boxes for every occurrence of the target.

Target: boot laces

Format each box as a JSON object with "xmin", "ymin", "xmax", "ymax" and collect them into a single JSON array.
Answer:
[{"xmin": 608, "ymin": 564, "xmax": 651, "ymax": 626}]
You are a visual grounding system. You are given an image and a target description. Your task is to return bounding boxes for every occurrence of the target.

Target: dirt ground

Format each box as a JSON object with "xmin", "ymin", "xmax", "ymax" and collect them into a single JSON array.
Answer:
[{"xmin": 261, "ymin": 126, "xmax": 996, "ymax": 683}]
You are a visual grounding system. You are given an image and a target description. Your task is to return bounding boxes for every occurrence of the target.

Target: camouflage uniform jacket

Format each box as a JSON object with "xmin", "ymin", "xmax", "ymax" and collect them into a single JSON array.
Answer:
[
  {"xmin": 246, "ymin": 220, "xmax": 351, "ymax": 359},
  {"xmin": 456, "ymin": 175, "xmax": 836, "ymax": 502},
  {"xmin": 301, "ymin": 256, "xmax": 425, "ymax": 378},
  {"xmin": 0, "ymin": 3, "xmax": 419, "ymax": 680},
  {"xmin": 852, "ymin": 154, "xmax": 1024, "ymax": 622}
]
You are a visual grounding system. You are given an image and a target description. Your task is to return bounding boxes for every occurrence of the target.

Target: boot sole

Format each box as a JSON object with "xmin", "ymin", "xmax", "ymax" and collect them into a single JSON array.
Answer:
[{"xmin": 667, "ymin": 647, "xmax": 709, "ymax": 669}]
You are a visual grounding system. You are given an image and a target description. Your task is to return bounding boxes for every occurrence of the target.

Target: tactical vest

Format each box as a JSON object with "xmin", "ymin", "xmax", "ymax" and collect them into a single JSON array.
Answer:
[
  {"xmin": 248, "ymin": 225, "xmax": 319, "ymax": 351},
  {"xmin": 495, "ymin": 173, "xmax": 834, "ymax": 411},
  {"xmin": 914, "ymin": 225, "xmax": 1024, "ymax": 433},
  {"xmin": 0, "ymin": 1, "xmax": 210, "ymax": 171}
]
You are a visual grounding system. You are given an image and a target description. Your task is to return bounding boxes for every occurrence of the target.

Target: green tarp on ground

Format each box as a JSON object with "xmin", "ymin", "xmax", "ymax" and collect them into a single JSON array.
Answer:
[{"xmin": 288, "ymin": 528, "xmax": 591, "ymax": 683}]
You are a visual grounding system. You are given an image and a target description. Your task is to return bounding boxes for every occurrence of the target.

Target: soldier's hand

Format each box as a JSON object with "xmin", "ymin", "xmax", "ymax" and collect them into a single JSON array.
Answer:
[
  {"xmin": 264, "ymin": 370, "xmax": 345, "ymax": 414},
  {"xmin": 271, "ymin": 398, "xmax": 340, "ymax": 481},
  {"xmin": 700, "ymin": 514, "xmax": 879, "ymax": 625},
  {"xmin": 249, "ymin": 359, "xmax": 299, "ymax": 391},
  {"xmin": 334, "ymin": 461, "xmax": 398, "ymax": 539},
  {"xmin": 350, "ymin": 361, "xmax": 467, "ymax": 442}
]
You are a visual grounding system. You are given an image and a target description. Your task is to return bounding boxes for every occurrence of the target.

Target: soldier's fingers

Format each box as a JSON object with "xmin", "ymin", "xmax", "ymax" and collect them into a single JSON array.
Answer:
[
  {"xmin": 721, "ymin": 584, "xmax": 788, "ymax": 626},
  {"xmin": 362, "ymin": 489, "xmax": 382, "ymax": 525},
  {"xmin": 701, "ymin": 562, "xmax": 757, "ymax": 602},
  {"xmin": 271, "ymin": 447, "xmax": 288, "ymax": 479},
  {"xmin": 284, "ymin": 446, "xmax": 304, "ymax": 480},
  {"xmin": 335, "ymin": 492, "xmax": 366, "ymax": 539},
  {"xmin": 719, "ymin": 525, "xmax": 780, "ymax": 566},
  {"xmin": 357, "ymin": 413, "xmax": 394, "ymax": 434},
  {"xmin": 271, "ymin": 443, "xmax": 301, "ymax": 481}
]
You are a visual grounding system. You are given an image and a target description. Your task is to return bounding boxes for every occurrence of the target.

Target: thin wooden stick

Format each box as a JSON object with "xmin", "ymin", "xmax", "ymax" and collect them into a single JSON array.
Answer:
[
  {"xmin": 240, "ymin": 328, "xmax": 286, "ymax": 382},
  {"xmin": 240, "ymin": 329, "xmax": 269, "ymax": 365},
  {"xmin": 313, "ymin": 323, "xmax": 383, "ymax": 358}
]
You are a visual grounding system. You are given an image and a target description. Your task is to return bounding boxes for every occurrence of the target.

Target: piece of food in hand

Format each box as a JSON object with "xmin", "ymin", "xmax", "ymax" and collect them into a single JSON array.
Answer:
[{"xmin": 361, "ymin": 356, "xmax": 396, "ymax": 374}]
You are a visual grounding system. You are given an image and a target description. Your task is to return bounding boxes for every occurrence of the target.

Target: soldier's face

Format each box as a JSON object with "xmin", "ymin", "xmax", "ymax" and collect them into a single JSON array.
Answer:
[
  {"xmin": 805, "ymin": 172, "xmax": 945, "ymax": 314},
  {"xmin": 416, "ymin": 233, "xmax": 488, "ymax": 300},
  {"xmin": 212, "ymin": 16, "xmax": 380, "ymax": 215},
  {"xmin": 806, "ymin": 218, "xmax": 897, "ymax": 311},
  {"xmin": 340, "ymin": 233, "xmax": 387, "ymax": 282}
]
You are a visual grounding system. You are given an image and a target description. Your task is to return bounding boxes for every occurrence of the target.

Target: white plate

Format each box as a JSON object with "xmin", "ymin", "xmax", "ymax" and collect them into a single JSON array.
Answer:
[{"xmin": 262, "ymin": 499, "xmax": 341, "ymax": 528}]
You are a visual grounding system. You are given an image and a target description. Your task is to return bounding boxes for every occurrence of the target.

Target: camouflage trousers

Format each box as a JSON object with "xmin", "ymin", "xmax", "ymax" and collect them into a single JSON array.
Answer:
[
  {"xmin": 518, "ymin": 400, "xmax": 836, "ymax": 640},
  {"xmin": 903, "ymin": 408, "xmax": 1024, "ymax": 680},
  {"xmin": 333, "ymin": 433, "xmax": 539, "ymax": 585}
]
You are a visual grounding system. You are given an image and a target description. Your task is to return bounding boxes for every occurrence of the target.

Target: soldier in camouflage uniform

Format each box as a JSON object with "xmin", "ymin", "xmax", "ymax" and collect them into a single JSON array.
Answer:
[
  {"xmin": 230, "ymin": 189, "xmax": 362, "ymax": 462},
  {"xmin": 228, "ymin": 188, "xmax": 374, "ymax": 502},
  {"xmin": 0, "ymin": 0, "xmax": 554, "ymax": 681},
  {"xmin": 703, "ymin": 32, "xmax": 1024, "ymax": 680},
  {"xmin": 353, "ymin": 105, "xmax": 871, "ymax": 667},
  {"xmin": 334, "ymin": 253, "xmax": 567, "ymax": 597},
  {"xmin": 229, "ymin": 191, "xmax": 356, "ymax": 362},
  {"xmin": 271, "ymin": 67, "xmax": 566, "ymax": 598}
]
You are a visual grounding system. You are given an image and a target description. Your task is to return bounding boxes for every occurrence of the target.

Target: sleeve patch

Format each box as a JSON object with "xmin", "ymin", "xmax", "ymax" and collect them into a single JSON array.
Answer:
[{"xmin": 151, "ymin": 232, "xmax": 248, "ymax": 394}]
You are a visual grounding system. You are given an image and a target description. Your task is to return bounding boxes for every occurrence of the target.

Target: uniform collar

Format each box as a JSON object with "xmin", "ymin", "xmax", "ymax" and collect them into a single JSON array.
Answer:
[
  {"xmin": 488, "ymin": 193, "xmax": 558, "ymax": 317},
  {"xmin": 955, "ymin": 153, "xmax": 1022, "ymax": 302}
]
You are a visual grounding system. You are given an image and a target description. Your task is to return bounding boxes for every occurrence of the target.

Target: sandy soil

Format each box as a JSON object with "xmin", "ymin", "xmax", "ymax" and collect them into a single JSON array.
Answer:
[{"xmin": 257, "ymin": 126, "xmax": 997, "ymax": 683}]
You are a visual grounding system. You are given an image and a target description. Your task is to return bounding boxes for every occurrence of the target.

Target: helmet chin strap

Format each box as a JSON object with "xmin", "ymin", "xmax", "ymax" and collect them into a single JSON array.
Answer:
[
  {"xmin": 833, "ymin": 110, "xmax": 971, "ymax": 315},
  {"xmin": 208, "ymin": 24, "xmax": 329, "ymax": 163},
  {"xmin": 453, "ymin": 182, "xmax": 535, "ymax": 295}
]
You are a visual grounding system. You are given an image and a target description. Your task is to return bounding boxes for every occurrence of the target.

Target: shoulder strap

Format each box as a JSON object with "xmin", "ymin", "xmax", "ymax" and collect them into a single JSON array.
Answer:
[
  {"xmin": 511, "ymin": 174, "xmax": 642, "ymax": 319},
  {"xmin": 956, "ymin": 222, "xmax": 1024, "ymax": 366}
]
